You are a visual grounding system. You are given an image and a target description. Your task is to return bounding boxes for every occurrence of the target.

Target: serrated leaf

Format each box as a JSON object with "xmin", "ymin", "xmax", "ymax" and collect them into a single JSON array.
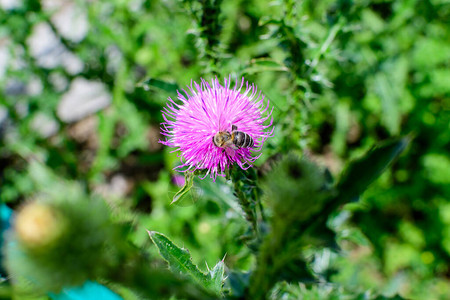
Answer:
[
  {"xmin": 148, "ymin": 231, "xmax": 222, "ymax": 294},
  {"xmin": 210, "ymin": 260, "xmax": 225, "ymax": 294},
  {"xmin": 171, "ymin": 172, "xmax": 195, "ymax": 204},
  {"xmin": 138, "ymin": 78, "xmax": 179, "ymax": 94},
  {"xmin": 337, "ymin": 137, "xmax": 410, "ymax": 203}
]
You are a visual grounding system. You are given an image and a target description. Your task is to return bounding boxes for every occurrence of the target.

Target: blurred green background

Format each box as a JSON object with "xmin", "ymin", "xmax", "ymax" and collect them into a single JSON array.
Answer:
[{"xmin": 0, "ymin": 0, "xmax": 449, "ymax": 299}]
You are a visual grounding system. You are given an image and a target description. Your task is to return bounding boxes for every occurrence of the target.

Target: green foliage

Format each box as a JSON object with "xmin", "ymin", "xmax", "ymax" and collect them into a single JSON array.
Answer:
[{"xmin": 247, "ymin": 139, "xmax": 408, "ymax": 299}]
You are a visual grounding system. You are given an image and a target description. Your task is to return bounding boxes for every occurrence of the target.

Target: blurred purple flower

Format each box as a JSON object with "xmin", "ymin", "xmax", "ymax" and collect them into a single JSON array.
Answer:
[
  {"xmin": 160, "ymin": 76, "xmax": 274, "ymax": 180},
  {"xmin": 171, "ymin": 174, "xmax": 186, "ymax": 187}
]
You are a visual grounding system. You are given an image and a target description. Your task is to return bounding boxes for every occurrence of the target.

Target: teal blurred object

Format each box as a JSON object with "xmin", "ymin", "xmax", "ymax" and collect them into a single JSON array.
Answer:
[
  {"xmin": 0, "ymin": 204, "xmax": 12, "ymax": 231},
  {"xmin": 1, "ymin": 204, "xmax": 13, "ymax": 276},
  {"xmin": 49, "ymin": 281, "xmax": 122, "ymax": 300},
  {"xmin": 0, "ymin": 204, "xmax": 13, "ymax": 247}
]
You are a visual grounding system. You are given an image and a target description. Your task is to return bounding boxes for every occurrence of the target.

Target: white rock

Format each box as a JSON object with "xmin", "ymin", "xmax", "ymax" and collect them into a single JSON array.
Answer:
[
  {"xmin": 0, "ymin": 40, "xmax": 9, "ymax": 80},
  {"xmin": 30, "ymin": 112, "xmax": 59, "ymax": 138},
  {"xmin": 27, "ymin": 77, "xmax": 43, "ymax": 96},
  {"xmin": 5, "ymin": 79, "xmax": 26, "ymax": 95},
  {"xmin": 0, "ymin": 106, "xmax": 8, "ymax": 125},
  {"xmin": 128, "ymin": 0, "xmax": 144, "ymax": 12},
  {"xmin": 61, "ymin": 51, "xmax": 84, "ymax": 75},
  {"xmin": 0, "ymin": 0, "xmax": 22, "ymax": 10},
  {"xmin": 15, "ymin": 100, "xmax": 28, "ymax": 118},
  {"xmin": 57, "ymin": 78, "xmax": 111, "ymax": 123},
  {"xmin": 49, "ymin": 72, "xmax": 69, "ymax": 92},
  {"xmin": 26, "ymin": 22, "xmax": 83, "ymax": 74},
  {"xmin": 27, "ymin": 22, "xmax": 65, "ymax": 69},
  {"xmin": 40, "ymin": 0, "xmax": 60, "ymax": 10},
  {"xmin": 51, "ymin": 2, "xmax": 89, "ymax": 43},
  {"xmin": 105, "ymin": 45, "xmax": 122, "ymax": 74},
  {"xmin": 93, "ymin": 174, "xmax": 133, "ymax": 204}
]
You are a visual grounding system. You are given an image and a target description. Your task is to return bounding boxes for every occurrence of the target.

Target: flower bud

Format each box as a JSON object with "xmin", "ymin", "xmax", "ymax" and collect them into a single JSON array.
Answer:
[
  {"xmin": 4, "ymin": 198, "xmax": 122, "ymax": 293},
  {"xmin": 15, "ymin": 202, "xmax": 67, "ymax": 250}
]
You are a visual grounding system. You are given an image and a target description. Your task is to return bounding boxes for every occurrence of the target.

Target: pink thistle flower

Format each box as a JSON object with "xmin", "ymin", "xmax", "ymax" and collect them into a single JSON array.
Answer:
[{"xmin": 160, "ymin": 76, "xmax": 274, "ymax": 181}]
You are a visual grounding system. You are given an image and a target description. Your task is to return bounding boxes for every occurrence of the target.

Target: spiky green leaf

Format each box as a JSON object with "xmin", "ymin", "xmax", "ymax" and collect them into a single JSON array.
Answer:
[
  {"xmin": 148, "ymin": 231, "xmax": 223, "ymax": 295},
  {"xmin": 209, "ymin": 260, "xmax": 225, "ymax": 294}
]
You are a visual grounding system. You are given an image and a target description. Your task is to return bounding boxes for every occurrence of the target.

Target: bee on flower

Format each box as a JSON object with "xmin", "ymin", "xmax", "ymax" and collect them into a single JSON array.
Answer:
[{"xmin": 160, "ymin": 76, "xmax": 274, "ymax": 180}]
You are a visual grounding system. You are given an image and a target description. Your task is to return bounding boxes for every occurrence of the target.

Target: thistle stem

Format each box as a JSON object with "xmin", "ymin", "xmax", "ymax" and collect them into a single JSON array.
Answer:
[{"xmin": 230, "ymin": 166, "xmax": 261, "ymax": 238}]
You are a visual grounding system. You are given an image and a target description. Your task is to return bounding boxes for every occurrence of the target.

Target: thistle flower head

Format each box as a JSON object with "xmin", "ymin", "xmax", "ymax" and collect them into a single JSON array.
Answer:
[{"xmin": 160, "ymin": 76, "xmax": 274, "ymax": 180}]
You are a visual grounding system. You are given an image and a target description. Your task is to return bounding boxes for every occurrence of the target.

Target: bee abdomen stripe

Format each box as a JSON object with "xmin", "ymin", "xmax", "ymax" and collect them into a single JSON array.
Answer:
[
  {"xmin": 232, "ymin": 131, "xmax": 254, "ymax": 148},
  {"xmin": 245, "ymin": 134, "xmax": 252, "ymax": 147},
  {"xmin": 243, "ymin": 133, "xmax": 249, "ymax": 147},
  {"xmin": 234, "ymin": 132, "xmax": 244, "ymax": 146},
  {"xmin": 248, "ymin": 136, "xmax": 254, "ymax": 148}
]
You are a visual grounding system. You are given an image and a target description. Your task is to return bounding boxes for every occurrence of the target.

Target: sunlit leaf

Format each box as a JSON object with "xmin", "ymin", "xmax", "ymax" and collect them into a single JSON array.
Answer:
[
  {"xmin": 337, "ymin": 137, "xmax": 410, "ymax": 203},
  {"xmin": 138, "ymin": 78, "xmax": 179, "ymax": 94}
]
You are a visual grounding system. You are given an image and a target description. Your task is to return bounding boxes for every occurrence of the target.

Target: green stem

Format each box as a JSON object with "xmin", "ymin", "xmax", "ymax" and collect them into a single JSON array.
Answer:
[
  {"xmin": 230, "ymin": 166, "xmax": 261, "ymax": 238},
  {"xmin": 248, "ymin": 221, "xmax": 293, "ymax": 300}
]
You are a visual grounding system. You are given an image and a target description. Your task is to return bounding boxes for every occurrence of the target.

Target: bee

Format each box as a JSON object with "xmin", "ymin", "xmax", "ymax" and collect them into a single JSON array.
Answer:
[{"xmin": 212, "ymin": 125, "xmax": 254, "ymax": 156}]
